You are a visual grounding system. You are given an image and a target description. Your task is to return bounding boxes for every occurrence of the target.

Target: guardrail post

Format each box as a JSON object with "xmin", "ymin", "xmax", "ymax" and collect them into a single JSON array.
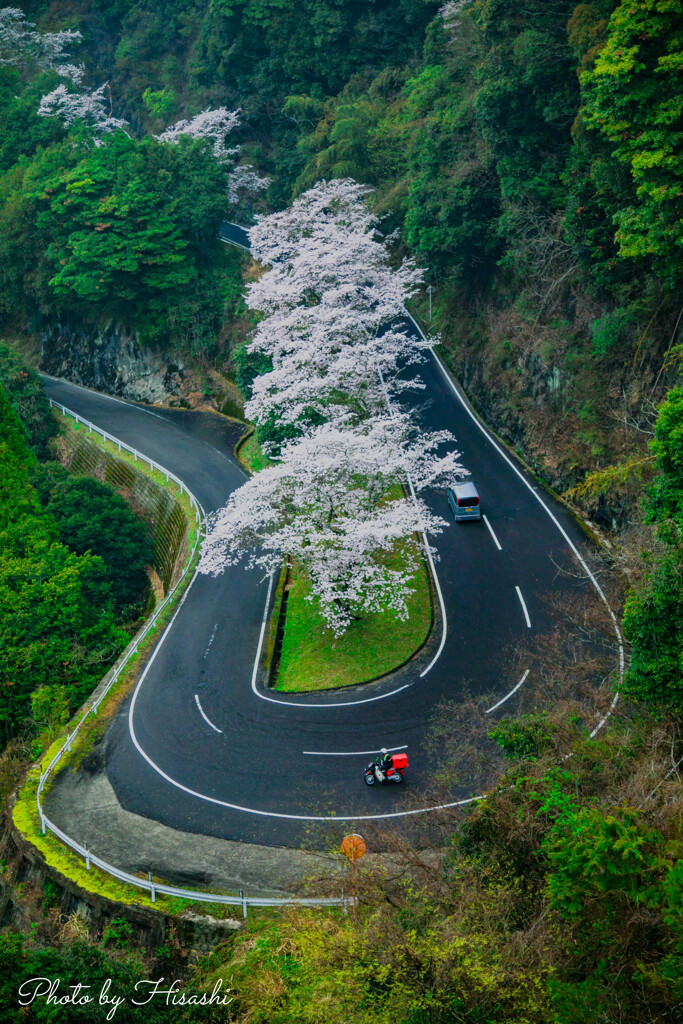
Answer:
[
  {"xmin": 148, "ymin": 871, "xmax": 155, "ymax": 903},
  {"xmin": 240, "ymin": 889, "xmax": 247, "ymax": 919},
  {"xmin": 84, "ymin": 844, "xmax": 90, "ymax": 870}
]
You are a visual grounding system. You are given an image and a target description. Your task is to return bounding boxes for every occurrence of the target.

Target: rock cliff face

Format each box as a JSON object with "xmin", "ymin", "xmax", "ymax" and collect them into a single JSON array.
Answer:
[{"xmin": 40, "ymin": 317, "xmax": 186, "ymax": 404}]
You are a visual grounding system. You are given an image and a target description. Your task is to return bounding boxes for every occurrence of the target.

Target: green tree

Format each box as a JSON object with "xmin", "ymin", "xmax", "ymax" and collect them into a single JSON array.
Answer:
[
  {"xmin": 0, "ymin": 129, "xmax": 229, "ymax": 348},
  {"xmin": 623, "ymin": 387, "xmax": 683, "ymax": 710},
  {"xmin": 47, "ymin": 476, "xmax": 153, "ymax": 618},
  {"xmin": 0, "ymin": 67, "xmax": 66, "ymax": 175},
  {"xmin": 581, "ymin": 0, "xmax": 683, "ymax": 287},
  {"xmin": 0, "ymin": 384, "xmax": 127, "ymax": 742},
  {"xmin": 30, "ymin": 683, "xmax": 70, "ymax": 736},
  {"xmin": 544, "ymin": 806, "xmax": 680, "ymax": 1021},
  {"xmin": 0, "ymin": 344, "xmax": 59, "ymax": 458},
  {"xmin": 142, "ymin": 86, "xmax": 177, "ymax": 121}
]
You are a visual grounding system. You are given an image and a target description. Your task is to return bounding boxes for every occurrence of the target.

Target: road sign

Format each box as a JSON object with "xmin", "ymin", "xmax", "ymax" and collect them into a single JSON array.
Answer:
[
  {"xmin": 341, "ymin": 834, "xmax": 366, "ymax": 921},
  {"xmin": 341, "ymin": 834, "xmax": 366, "ymax": 861}
]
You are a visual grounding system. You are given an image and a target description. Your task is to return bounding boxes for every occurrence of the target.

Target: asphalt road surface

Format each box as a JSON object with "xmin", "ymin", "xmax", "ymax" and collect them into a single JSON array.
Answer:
[{"xmin": 40, "ymin": 225, "xmax": 614, "ymax": 848}]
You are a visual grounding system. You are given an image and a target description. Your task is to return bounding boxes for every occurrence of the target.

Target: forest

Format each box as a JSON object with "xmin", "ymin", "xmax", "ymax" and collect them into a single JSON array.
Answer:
[{"xmin": 0, "ymin": 1, "xmax": 682, "ymax": 1022}]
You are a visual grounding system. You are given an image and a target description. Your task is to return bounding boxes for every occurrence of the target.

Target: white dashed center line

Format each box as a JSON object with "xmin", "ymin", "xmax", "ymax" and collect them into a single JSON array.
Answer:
[
  {"xmin": 483, "ymin": 514, "xmax": 502, "ymax": 550},
  {"xmin": 194, "ymin": 694, "xmax": 222, "ymax": 733},
  {"xmin": 303, "ymin": 745, "xmax": 408, "ymax": 756},
  {"xmin": 515, "ymin": 586, "xmax": 531, "ymax": 628}
]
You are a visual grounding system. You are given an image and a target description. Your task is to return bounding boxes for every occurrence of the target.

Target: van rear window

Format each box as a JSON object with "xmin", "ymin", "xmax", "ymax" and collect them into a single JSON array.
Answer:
[{"xmin": 457, "ymin": 496, "xmax": 479, "ymax": 507}]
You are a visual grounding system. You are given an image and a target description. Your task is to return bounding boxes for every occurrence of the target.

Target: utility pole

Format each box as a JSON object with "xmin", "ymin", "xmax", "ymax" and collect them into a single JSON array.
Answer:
[{"xmin": 427, "ymin": 284, "xmax": 433, "ymax": 322}]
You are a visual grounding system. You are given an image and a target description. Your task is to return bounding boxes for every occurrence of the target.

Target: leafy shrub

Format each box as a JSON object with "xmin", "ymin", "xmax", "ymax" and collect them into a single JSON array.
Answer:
[
  {"xmin": 590, "ymin": 307, "xmax": 634, "ymax": 357},
  {"xmin": 47, "ymin": 476, "xmax": 153, "ymax": 620},
  {"xmin": 0, "ymin": 345, "xmax": 58, "ymax": 458}
]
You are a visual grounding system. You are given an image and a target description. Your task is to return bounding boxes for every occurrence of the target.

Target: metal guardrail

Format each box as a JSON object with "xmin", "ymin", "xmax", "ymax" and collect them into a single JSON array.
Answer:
[{"xmin": 34, "ymin": 399, "xmax": 349, "ymax": 916}]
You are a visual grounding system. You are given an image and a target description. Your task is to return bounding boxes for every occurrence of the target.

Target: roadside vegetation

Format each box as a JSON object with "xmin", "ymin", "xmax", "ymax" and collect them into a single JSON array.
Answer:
[
  {"xmin": 0, "ymin": 354, "xmax": 147, "ymax": 749},
  {"xmin": 6, "ymin": 404, "xmax": 206, "ymax": 915}
]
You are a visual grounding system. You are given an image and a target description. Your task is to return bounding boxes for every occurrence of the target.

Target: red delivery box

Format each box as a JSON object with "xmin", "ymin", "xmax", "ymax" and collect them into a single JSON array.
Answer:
[{"xmin": 392, "ymin": 753, "xmax": 409, "ymax": 770}]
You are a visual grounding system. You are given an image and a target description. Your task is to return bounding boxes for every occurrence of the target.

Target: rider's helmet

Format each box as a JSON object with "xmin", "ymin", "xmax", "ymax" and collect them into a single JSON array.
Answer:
[{"xmin": 381, "ymin": 748, "xmax": 387, "ymax": 755}]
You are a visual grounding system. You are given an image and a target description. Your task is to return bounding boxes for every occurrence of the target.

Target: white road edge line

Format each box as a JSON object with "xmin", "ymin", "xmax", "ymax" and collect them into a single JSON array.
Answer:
[
  {"xmin": 515, "ymin": 586, "xmax": 531, "ymax": 628},
  {"xmin": 482, "ymin": 514, "xmax": 502, "ymax": 551},
  {"xmin": 421, "ymin": 333, "xmax": 623, "ymax": 734},
  {"xmin": 408, "ymin": 473, "xmax": 448, "ymax": 678},
  {"xmin": 303, "ymin": 745, "xmax": 408, "ymax": 756},
  {"xmin": 194, "ymin": 694, "xmax": 223, "ymax": 733},
  {"xmin": 219, "ymin": 235, "xmax": 250, "ymax": 252},
  {"xmin": 485, "ymin": 670, "xmax": 530, "ymax": 714}
]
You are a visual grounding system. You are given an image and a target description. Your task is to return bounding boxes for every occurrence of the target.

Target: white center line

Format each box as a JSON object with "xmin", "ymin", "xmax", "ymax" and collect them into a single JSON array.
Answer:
[
  {"xmin": 303, "ymin": 745, "xmax": 408, "ymax": 756},
  {"xmin": 194, "ymin": 694, "xmax": 223, "ymax": 733},
  {"xmin": 485, "ymin": 670, "xmax": 530, "ymax": 714},
  {"xmin": 203, "ymin": 623, "xmax": 219, "ymax": 659},
  {"xmin": 515, "ymin": 586, "xmax": 531, "ymax": 628},
  {"xmin": 483, "ymin": 515, "xmax": 502, "ymax": 550}
]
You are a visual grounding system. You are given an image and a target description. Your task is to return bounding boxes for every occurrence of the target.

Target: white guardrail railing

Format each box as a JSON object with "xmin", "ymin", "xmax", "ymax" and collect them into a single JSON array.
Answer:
[{"xmin": 36, "ymin": 399, "xmax": 349, "ymax": 917}]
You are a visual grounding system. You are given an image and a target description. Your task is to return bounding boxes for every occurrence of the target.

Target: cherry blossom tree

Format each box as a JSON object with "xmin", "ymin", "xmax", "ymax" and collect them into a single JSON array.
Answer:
[
  {"xmin": 0, "ymin": 8, "xmax": 81, "ymax": 71},
  {"xmin": 200, "ymin": 416, "xmax": 464, "ymax": 633},
  {"xmin": 245, "ymin": 306, "xmax": 430, "ymax": 434},
  {"xmin": 247, "ymin": 179, "xmax": 423, "ymax": 318},
  {"xmin": 201, "ymin": 178, "xmax": 466, "ymax": 632},
  {"xmin": 37, "ymin": 82, "xmax": 130, "ymax": 135},
  {"xmin": 155, "ymin": 107, "xmax": 241, "ymax": 161},
  {"xmin": 227, "ymin": 164, "xmax": 271, "ymax": 205},
  {"xmin": 243, "ymin": 179, "xmax": 431, "ymax": 436},
  {"xmin": 155, "ymin": 109, "xmax": 271, "ymax": 208}
]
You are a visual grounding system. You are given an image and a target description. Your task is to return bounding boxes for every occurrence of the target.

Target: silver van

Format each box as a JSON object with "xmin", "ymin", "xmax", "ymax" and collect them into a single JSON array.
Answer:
[{"xmin": 447, "ymin": 482, "xmax": 481, "ymax": 521}]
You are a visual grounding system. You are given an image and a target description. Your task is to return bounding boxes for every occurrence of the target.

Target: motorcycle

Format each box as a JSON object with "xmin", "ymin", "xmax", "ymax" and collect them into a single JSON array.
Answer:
[{"xmin": 364, "ymin": 751, "xmax": 408, "ymax": 785}]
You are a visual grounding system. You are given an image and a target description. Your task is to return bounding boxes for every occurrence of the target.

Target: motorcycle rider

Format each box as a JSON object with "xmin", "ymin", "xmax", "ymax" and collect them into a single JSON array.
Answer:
[{"xmin": 374, "ymin": 748, "xmax": 393, "ymax": 781}]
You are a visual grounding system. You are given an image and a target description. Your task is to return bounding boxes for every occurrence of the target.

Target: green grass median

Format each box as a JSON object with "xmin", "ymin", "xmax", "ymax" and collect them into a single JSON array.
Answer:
[{"xmin": 277, "ymin": 545, "xmax": 433, "ymax": 692}]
